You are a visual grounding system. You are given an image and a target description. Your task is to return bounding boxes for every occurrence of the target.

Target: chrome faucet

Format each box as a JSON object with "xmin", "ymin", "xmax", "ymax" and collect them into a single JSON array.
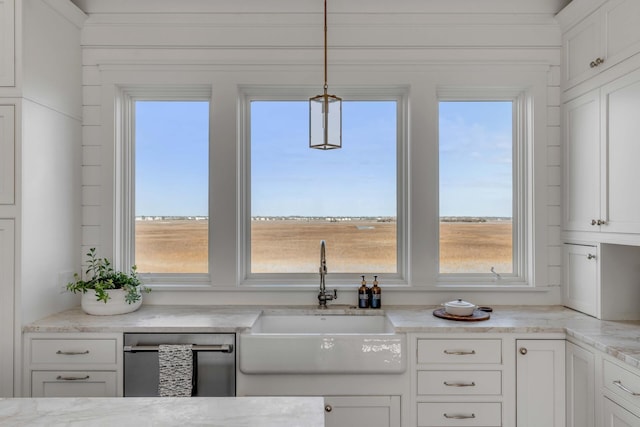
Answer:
[{"xmin": 318, "ymin": 240, "xmax": 337, "ymax": 308}]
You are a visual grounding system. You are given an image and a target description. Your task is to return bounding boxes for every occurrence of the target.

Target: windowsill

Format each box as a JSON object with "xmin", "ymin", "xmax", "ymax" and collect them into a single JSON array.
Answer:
[{"xmin": 144, "ymin": 282, "xmax": 551, "ymax": 293}]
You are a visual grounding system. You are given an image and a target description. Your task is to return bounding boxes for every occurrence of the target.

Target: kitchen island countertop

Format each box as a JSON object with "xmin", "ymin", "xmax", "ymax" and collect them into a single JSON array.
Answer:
[{"xmin": 0, "ymin": 396, "xmax": 325, "ymax": 427}]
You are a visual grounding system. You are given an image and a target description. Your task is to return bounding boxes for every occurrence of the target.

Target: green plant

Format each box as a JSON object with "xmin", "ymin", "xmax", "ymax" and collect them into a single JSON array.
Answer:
[{"xmin": 66, "ymin": 248, "xmax": 150, "ymax": 304}]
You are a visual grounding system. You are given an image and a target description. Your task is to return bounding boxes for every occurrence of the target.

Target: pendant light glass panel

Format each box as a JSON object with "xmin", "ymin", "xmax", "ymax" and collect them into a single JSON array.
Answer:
[{"xmin": 309, "ymin": 93, "xmax": 342, "ymax": 150}]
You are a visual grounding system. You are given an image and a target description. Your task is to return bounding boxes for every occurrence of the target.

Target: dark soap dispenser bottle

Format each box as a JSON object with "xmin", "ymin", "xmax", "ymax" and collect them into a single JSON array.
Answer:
[
  {"xmin": 370, "ymin": 275, "xmax": 382, "ymax": 309},
  {"xmin": 358, "ymin": 275, "xmax": 369, "ymax": 309}
]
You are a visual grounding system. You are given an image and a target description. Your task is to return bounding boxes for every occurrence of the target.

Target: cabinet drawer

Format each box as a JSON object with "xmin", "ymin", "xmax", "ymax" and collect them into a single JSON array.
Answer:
[
  {"xmin": 417, "ymin": 402, "xmax": 501, "ymax": 426},
  {"xmin": 31, "ymin": 339, "xmax": 117, "ymax": 365},
  {"xmin": 31, "ymin": 371, "xmax": 117, "ymax": 397},
  {"xmin": 417, "ymin": 339, "xmax": 502, "ymax": 364},
  {"xmin": 603, "ymin": 359, "xmax": 640, "ymax": 409},
  {"xmin": 417, "ymin": 371, "xmax": 501, "ymax": 396}
]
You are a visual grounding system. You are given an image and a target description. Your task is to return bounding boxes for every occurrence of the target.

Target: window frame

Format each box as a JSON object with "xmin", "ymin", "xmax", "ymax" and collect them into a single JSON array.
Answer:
[
  {"xmin": 436, "ymin": 87, "xmax": 530, "ymax": 285},
  {"xmin": 116, "ymin": 85, "xmax": 213, "ymax": 285},
  {"xmin": 237, "ymin": 86, "xmax": 410, "ymax": 287}
]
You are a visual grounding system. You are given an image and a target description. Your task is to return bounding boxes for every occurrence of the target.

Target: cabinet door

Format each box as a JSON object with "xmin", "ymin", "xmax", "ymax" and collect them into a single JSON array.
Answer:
[
  {"xmin": 0, "ymin": 105, "xmax": 15, "ymax": 204},
  {"xmin": 563, "ymin": 91, "xmax": 602, "ymax": 231},
  {"xmin": 566, "ymin": 342, "xmax": 595, "ymax": 427},
  {"xmin": 602, "ymin": 71, "xmax": 640, "ymax": 233},
  {"xmin": 31, "ymin": 371, "xmax": 117, "ymax": 397},
  {"xmin": 516, "ymin": 340, "xmax": 565, "ymax": 427},
  {"xmin": 0, "ymin": 0, "xmax": 14, "ymax": 86},
  {"xmin": 563, "ymin": 9, "xmax": 602, "ymax": 88},
  {"xmin": 603, "ymin": 397, "xmax": 640, "ymax": 427},
  {"xmin": 602, "ymin": 0, "xmax": 640, "ymax": 71},
  {"xmin": 563, "ymin": 243, "xmax": 599, "ymax": 317},
  {"xmin": 0, "ymin": 220, "xmax": 14, "ymax": 397},
  {"xmin": 324, "ymin": 396, "xmax": 400, "ymax": 427}
]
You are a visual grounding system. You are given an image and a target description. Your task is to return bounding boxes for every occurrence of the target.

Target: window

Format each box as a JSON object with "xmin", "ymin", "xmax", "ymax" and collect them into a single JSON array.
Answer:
[
  {"xmin": 245, "ymin": 96, "xmax": 403, "ymax": 278},
  {"xmin": 438, "ymin": 99, "xmax": 518, "ymax": 279},
  {"xmin": 132, "ymin": 99, "xmax": 210, "ymax": 274}
]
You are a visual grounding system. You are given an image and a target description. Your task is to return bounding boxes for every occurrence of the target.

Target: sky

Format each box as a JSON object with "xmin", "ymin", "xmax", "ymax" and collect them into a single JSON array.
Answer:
[{"xmin": 134, "ymin": 99, "xmax": 513, "ymax": 218}]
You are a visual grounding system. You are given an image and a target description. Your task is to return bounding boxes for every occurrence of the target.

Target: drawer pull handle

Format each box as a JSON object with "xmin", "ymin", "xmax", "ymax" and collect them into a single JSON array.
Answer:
[
  {"xmin": 444, "ymin": 381, "xmax": 476, "ymax": 387},
  {"xmin": 613, "ymin": 380, "xmax": 640, "ymax": 396},
  {"xmin": 56, "ymin": 350, "xmax": 90, "ymax": 356},
  {"xmin": 56, "ymin": 375, "xmax": 90, "ymax": 381},
  {"xmin": 443, "ymin": 350, "xmax": 476, "ymax": 355},
  {"xmin": 325, "ymin": 405, "xmax": 332, "ymax": 413},
  {"xmin": 444, "ymin": 413, "xmax": 476, "ymax": 419}
]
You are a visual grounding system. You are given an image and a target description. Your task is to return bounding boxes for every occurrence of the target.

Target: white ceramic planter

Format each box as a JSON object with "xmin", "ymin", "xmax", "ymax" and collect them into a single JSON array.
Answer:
[{"xmin": 81, "ymin": 289, "xmax": 142, "ymax": 316}]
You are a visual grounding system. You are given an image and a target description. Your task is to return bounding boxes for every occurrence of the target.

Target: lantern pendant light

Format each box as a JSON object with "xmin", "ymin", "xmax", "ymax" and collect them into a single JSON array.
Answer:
[{"xmin": 309, "ymin": 0, "xmax": 342, "ymax": 150}]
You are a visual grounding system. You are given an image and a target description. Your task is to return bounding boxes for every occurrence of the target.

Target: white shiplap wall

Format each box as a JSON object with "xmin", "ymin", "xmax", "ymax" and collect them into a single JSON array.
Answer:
[{"xmin": 75, "ymin": 0, "xmax": 566, "ymax": 306}]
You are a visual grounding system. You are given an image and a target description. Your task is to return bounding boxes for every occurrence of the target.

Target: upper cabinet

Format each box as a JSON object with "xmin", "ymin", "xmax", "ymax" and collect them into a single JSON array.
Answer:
[
  {"xmin": 563, "ymin": 69, "xmax": 640, "ymax": 237},
  {"xmin": 0, "ymin": 0, "xmax": 14, "ymax": 87},
  {"xmin": 562, "ymin": 0, "xmax": 640, "ymax": 89},
  {"xmin": 563, "ymin": 89, "xmax": 601, "ymax": 232}
]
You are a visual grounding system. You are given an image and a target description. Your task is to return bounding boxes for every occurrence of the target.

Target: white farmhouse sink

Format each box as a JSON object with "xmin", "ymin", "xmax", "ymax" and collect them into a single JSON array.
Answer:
[{"xmin": 239, "ymin": 313, "xmax": 406, "ymax": 374}]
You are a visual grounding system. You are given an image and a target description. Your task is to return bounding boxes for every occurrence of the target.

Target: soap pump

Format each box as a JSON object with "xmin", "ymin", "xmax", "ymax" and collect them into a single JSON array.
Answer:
[
  {"xmin": 370, "ymin": 275, "xmax": 382, "ymax": 309},
  {"xmin": 358, "ymin": 275, "xmax": 369, "ymax": 309}
]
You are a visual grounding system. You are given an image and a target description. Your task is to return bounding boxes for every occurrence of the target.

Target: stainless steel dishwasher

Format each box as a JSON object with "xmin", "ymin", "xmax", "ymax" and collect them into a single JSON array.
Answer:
[{"xmin": 123, "ymin": 333, "xmax": 235, "ymax": 397}]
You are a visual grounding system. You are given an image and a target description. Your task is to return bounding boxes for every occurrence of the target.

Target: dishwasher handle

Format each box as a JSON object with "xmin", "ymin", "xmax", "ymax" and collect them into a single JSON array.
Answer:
[{"xmin": 123, "ymin": 344, "xmax": 233, "ymax": 353}]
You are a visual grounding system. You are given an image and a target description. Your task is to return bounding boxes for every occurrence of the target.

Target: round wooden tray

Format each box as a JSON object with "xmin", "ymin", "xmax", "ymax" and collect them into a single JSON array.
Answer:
[{"xmin": 433, "ymin": 307, "xmax": 491, "ymax": 321}]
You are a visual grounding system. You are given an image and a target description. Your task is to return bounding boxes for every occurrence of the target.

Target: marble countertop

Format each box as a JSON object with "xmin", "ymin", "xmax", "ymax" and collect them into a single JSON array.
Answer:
[
  {"xmin": 0, "ymin": 396, "xmax": 325, "ymax": 427},
  {"xmin": 24, "ymin": 304, "xmax": 640, "ymax": 369}
]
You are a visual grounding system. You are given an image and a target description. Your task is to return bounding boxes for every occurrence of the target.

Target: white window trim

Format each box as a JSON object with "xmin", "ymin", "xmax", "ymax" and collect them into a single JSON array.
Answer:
[
  {"xmin": 115, "ymin": 85, "xmax": 213, "ymax": 286},
  {"xmin": 435, "ymin": 87, "xmax": 533, "ymax": 287},
  {"xmin": 237, "ymin": 85, "xmax": 410, "ymax": 287}
]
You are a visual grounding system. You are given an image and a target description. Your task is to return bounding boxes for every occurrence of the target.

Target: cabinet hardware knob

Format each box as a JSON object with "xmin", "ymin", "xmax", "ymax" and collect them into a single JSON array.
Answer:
[
  {"xmin": 613, "ymin": 380, "xmax": 640, "ymax": 396},
  {"xmin": 519, "ymin": 347, "xmax": 528, "ymax": 355},
  {"xmin": 443, "ymin": 349, "xmax": 476, "ymax": 355},
  {"xmin": 444, "ymin": 381, "xmax": 476, "ymax": 387},
  {"xmin": 591, "ymin": 219, "xmax": 598, "ymax": 226},
  {"xmin": 589, "ymin": 57, "xmax": 605, "ymax": 68},
  {"xmin": 56, "ymin": 350, "xmax": 90, "ymax": 355},
  {"xmin": 324, "ymin": 405, "xmax": 332, "ymax": 413},
  {"xmin": 56, "ymin": 375, "xmax": 90, "ymax": 381},
  {"xmin": 587, "ymin": 254, "xmax": 596, "ymax": 260},
  {"xmin": 597, "ymin": 219, "xmax": 606, "ymax": 225},
  {"xmin": 443, "ymin": 413, "xmax": 476, "ymax": 419}
]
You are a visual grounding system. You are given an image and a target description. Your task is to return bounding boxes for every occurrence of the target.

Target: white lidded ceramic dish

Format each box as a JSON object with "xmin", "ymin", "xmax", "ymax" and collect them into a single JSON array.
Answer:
[{"xmin": 443, "ymin": 299, "xmax": 476, "ymax": 316}]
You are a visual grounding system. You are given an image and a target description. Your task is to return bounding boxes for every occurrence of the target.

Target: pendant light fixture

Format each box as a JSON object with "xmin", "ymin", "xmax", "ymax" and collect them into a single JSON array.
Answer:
[{"xmin": 309, "ymin": 0, "xmax": 342, "ymax": 150}]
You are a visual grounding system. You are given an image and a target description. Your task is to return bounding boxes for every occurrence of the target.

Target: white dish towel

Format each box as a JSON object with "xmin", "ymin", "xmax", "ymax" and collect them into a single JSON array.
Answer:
[{"xmin": 158, "ymin": 344, "xmax": 193, "ymax": 397}]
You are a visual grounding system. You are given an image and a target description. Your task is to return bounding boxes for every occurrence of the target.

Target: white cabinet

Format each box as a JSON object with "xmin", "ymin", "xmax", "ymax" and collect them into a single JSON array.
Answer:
[
  {"xmin": 563, "ymin": 243, "xmax": 598, "ymax": 317},
  {"xmin": 562, "ymin": 0, "xmax": 640, "ymax": 89},
  {"xmin": 516, "ymin": 339, "xmax": 565, "ymax": 427},
  {"xmin": 599, "ymin": 354, "xmax": 640, "ymax": 425},
  {"xmin": 413, "ymin": 337, "xmax": 505, "ymax": 427},
  {"xmin": 324, "ymin": 396, "xmax": 400, "ymax": 427},
  {"xmin": 0, "ymin": 105, "xmax": 14, "ymax": 204},
  {"xmin": 0, "ymin": 220, "xmax": 14, "ymax": 397},
  {"xmin": 602, "ymin": 358, "xmax": 640, "ymax": 414},
  {"xmin": 0, "ymin": 0, "xmax": 14, "ymax": 86},
  {"xmin": 563, "ymin": 90, "xmax": 602, "ymax": 232},
  {"xmin": 236, "ymin": 371, "xmax": 407, "ymax": 427},
  {"xmin": 31, "ymin": 371, "xmax": 117, "ymax": 398},
  {"xmin": 564, "ymin": 68, "xmax": 640, "ymax": 237},
  {"xmin": 563, "ymin": 243, "xmax": 640, "ymax": 320},
  {"xmin": 566, "ymin": 342, "xmax": 595, "ymax": 427},
  {"xmin": 603, "ymin": 398, "xmax": 640, "ymax": 427},
  {"xmin": 563, "ymin": 9, "xmax": 602, "ymax": 89},
  {"xmin": 23, "ymin": 333, "xmax": 123, "ymax": 397},
  {"xmin": 601, "ymin": 71, "xmax": 640, "ymax": 234}
]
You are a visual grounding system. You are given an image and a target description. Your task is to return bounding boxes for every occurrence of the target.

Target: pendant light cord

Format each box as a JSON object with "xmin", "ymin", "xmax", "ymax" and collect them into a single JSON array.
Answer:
[{"xmin": 323, "ymin": 0, "xmax": 328, "ymax": 93}]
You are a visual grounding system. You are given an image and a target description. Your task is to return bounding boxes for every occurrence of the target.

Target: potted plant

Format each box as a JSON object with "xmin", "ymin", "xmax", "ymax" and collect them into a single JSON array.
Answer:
[{"xmin": 66, "ymin": 248, "xmax": 150, "ymax": 315}]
